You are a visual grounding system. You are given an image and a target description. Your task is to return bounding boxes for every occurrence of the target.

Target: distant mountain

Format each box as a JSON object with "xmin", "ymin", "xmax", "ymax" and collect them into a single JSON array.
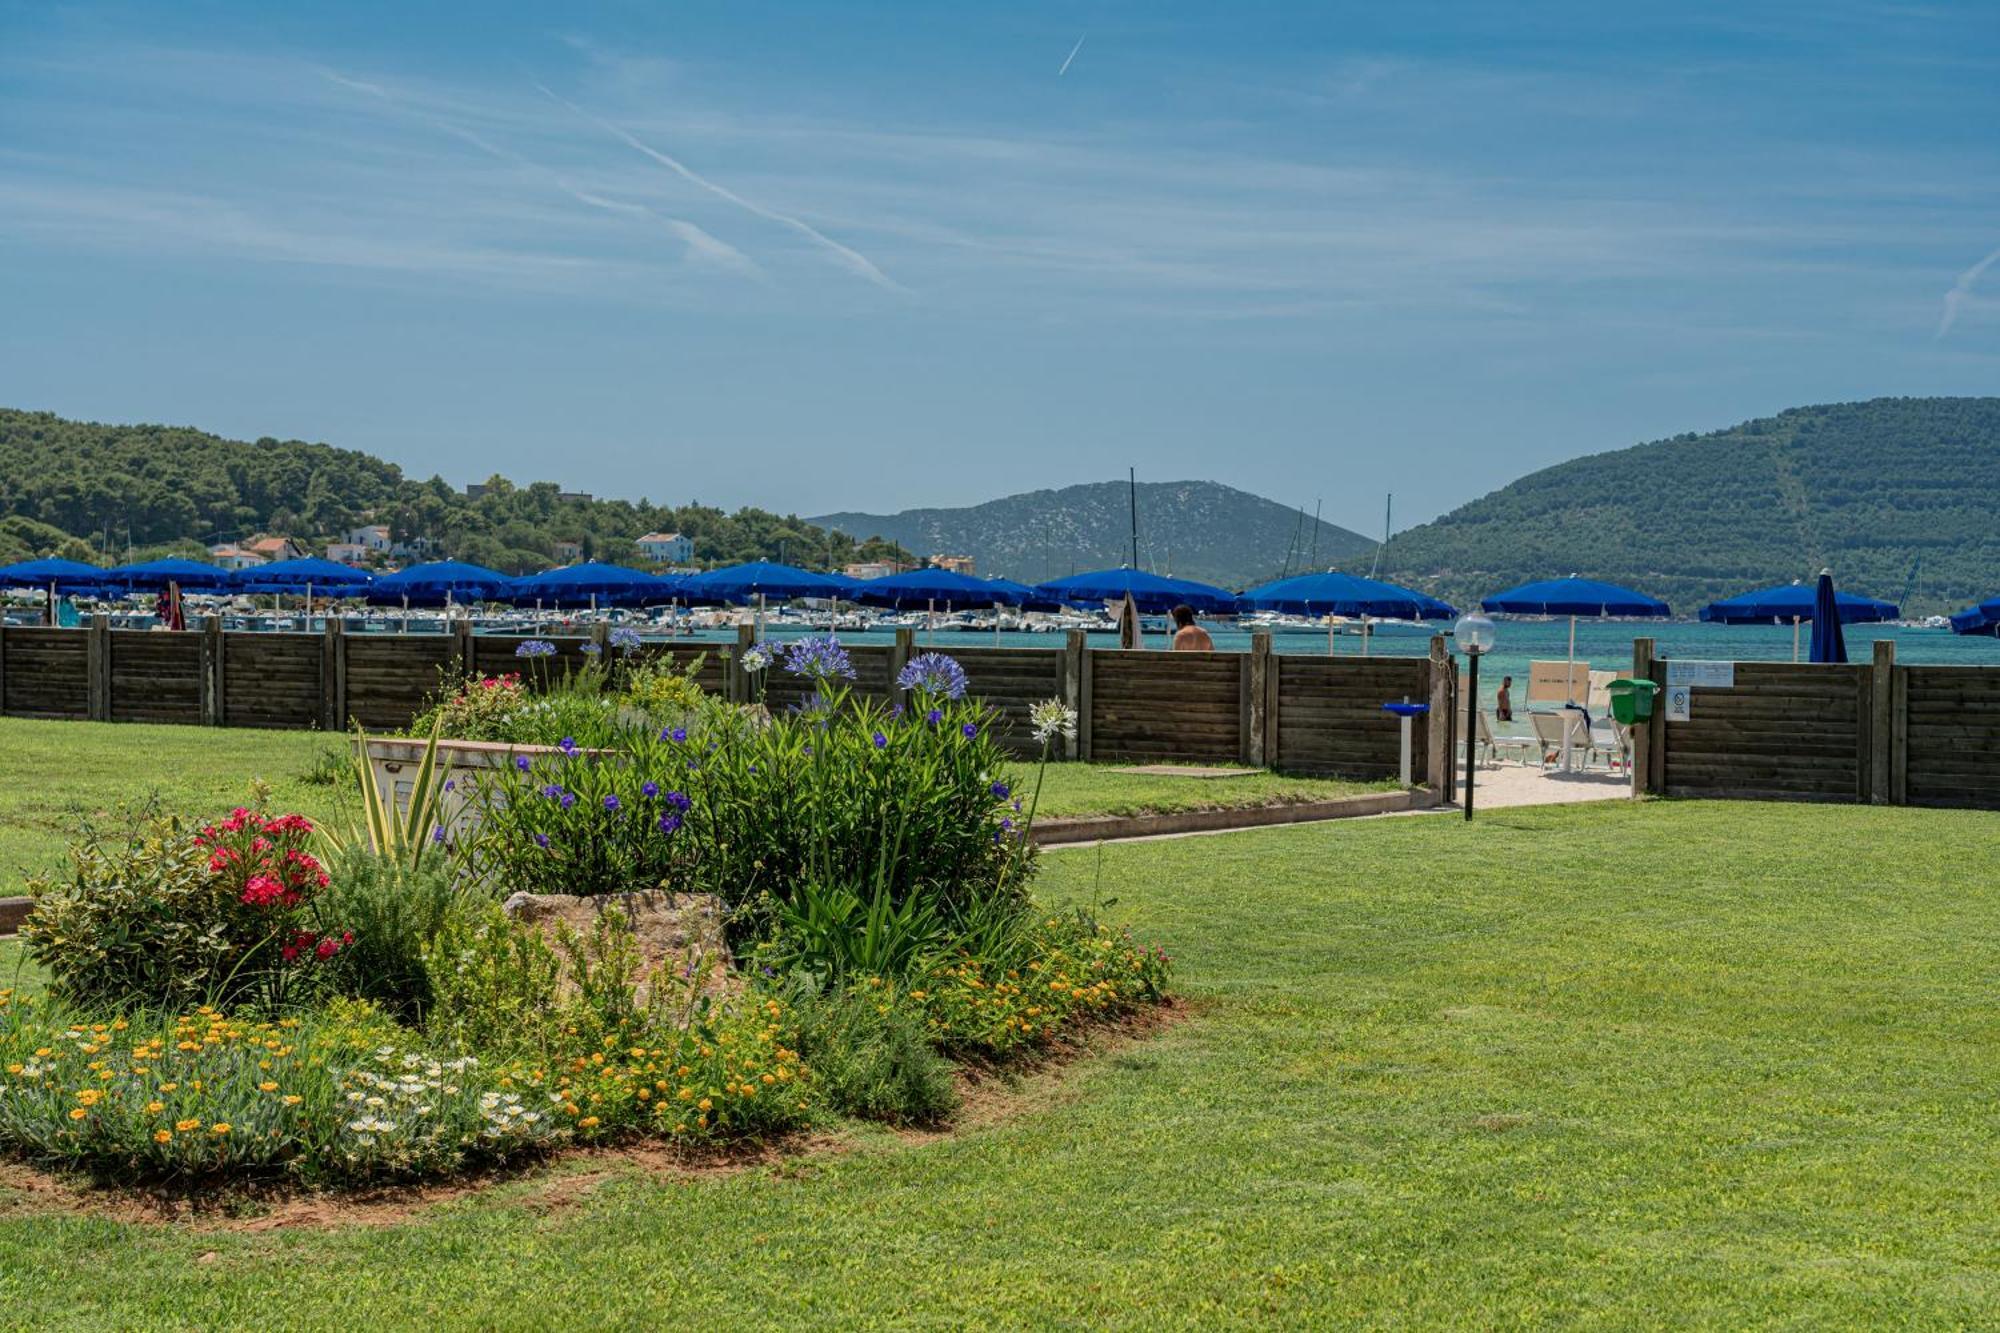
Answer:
[
  {"xmin": 816, "ymin": 480, "xmax": 1378, "ymax": 588},
  {"xmin": 1377, "ymin": 397, "xmax": 2000, "ymax": 617}
]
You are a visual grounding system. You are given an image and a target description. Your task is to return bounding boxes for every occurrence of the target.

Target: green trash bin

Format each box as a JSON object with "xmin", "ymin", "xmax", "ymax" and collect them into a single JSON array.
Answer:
[{"xmin": 1607, "ymin": 678, "xmax": 1658, "ymax": 724}]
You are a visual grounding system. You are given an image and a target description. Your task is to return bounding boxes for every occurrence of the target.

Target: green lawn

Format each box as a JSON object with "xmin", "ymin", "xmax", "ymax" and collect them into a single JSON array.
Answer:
[
  {"xmin": 4, "ymin": 796, "xmax": 1998, "ymax": 1325},
  {"xmin": 0, "ymin": 718, "xmax": 1383, "ymax": 894}
]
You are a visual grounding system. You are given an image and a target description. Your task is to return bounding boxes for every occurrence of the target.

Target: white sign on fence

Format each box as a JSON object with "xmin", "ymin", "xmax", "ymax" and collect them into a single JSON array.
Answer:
[
  {"xmin": 1665, "ymin": 659, "xmax": 1735, "ymax": 689},
  {"xmin": 1664, "ymin": 685, "xmax": 1693, "ymax": 722}
]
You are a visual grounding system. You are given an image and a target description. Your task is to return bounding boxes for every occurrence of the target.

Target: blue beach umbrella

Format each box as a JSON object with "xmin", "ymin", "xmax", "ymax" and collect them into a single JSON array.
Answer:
[
  {"xmin": 1034, "ymin": 567, "xmax": 1238, "ymax": 616},
  {"xmin": 0, "ymin": 557, "xmax": 107, "ymax": 594},
  {"xmin": 983, "ymin": 576, "xmax": 1065, "ymax": 614},
  {"xmin": 232, "ymin": 558, "xmax": 373, "ymax": 595},
  {"xmin": 1699, "ymin": 581, "xmax": 1898, "ymax": 626},
  {"xmin": 848, "ymin": 568, "xmax": 1025, "ymax": 610},
  {"xmin": 366, "ymin": 560, "xmax": 515, "ymax": 608},
  {"xmin": 512, "ymin": 561, "xmax": 676, "ymax": 608},
  {"xmin": 1808, "ymin": 571, "xmax": 1848, "ymax": 665},
  {"xmin": 1949, "ymin": 597, "xmax": 2000, "ymax": 636},
  {"xmin": 1241, "ymin": 570, "xmax": 1459, "ymax": 620},
  {"xmin": 678, "ymin": 561, "xmax": 846, "ymax": 606},
  {"xmin": 105, "ymin": 557, "xmax": 234, "ymax": 591},
  {"xmin": 1483, "ymin": 575, "xmax": 1669, "ymax": 704}
]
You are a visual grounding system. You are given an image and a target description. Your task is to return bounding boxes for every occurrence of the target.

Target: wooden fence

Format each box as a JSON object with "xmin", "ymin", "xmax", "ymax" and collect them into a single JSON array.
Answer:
[
  {"xmin": 1631, "ymin": 638, "xmax": 2000, "ymax": 809},
  {"xmin": 0, "ymin": 619, "xmax": 1454, "ymax": 786}
]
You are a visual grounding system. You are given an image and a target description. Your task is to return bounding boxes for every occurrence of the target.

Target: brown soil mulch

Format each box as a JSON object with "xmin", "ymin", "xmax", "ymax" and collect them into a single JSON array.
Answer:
[{"xmin": 0, "ymin": 999, "xmax": 1190, "ymax": 1234}]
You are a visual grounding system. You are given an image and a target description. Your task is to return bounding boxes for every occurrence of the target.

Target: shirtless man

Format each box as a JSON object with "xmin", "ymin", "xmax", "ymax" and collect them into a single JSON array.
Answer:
[{"xmin": 1170, "ymin": 604, "xmax": 1214, "ymax": 651}]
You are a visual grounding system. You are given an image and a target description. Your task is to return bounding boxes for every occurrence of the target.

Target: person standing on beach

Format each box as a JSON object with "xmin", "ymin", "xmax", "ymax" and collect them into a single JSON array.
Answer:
[
  {"xmin": 1170, "ymin": 604, "xmax": 1214, "ymax": 651},
  {"xmin": 1496, "ymin": 675, "xmax": 1514, "ymax": 722}
]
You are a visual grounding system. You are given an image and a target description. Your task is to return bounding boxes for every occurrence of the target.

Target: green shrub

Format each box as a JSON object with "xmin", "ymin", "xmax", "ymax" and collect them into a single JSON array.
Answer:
[
  {"xmin": 764, "ymin": 878, "xmax": 949, "ymax": 985},
  {"xmin": 23, "ymin": 807, "xmax": 344, "ymax": 1014},
  {"xmin": 785, "ymin": 982, "xmax": 958, "ymax": 1125},
  {"xmin": 421, "ymin": 901, "xmax": 565, "ymax": 1059},
  {"xmin": 317, "ymin": 847, "xmax": 480, "ymax": 1023}
]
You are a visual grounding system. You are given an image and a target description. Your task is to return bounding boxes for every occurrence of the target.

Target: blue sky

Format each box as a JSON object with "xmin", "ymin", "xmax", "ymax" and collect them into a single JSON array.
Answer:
[{"xmin": 2, "ymin": 1, "xmax": 1996, "ymax": 535}]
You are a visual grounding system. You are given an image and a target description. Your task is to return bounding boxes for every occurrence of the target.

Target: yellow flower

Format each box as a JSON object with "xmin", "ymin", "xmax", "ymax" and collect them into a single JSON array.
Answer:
[
  {"xmin": 68, "ymin": 1107, "xmax": 87, "ymax": 1121},
  {"xmin": 283, "ymin": 1095, "xmax": 302, "ymax": 1106},
  {"xmin": 697, "ymin": 1097, "xmax": 713, "ymax": 1112},
  {"xmin": 579, "ymin": 1116, "xmax": 600, "ymax": 1129},
  {"xmin": 159, "ymin": 1082, "xmax": 178, "ymax": 1092},
  {"xmin": 176, "ymin": 1118, "xmax": 202, "ymax": 1132},
  {"xmin": 211, "ymin": 1123, "xmax": 231, "ymax": 1135},
  {"xmin": 258, "ymin": 1082, "xmax": 279, "ymax": 1093},
  {"xmin": 145, "ymin": 1101, "xmax": 165, "ymax": 1114},
  {"xmin": 154, "ymin": 1129, "xmax": 173, "ymax": 1143}
]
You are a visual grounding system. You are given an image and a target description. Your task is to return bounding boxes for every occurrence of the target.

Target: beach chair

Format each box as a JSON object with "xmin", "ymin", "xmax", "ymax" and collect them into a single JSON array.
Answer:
[
  {"xmin": 1472, "ymin": 709, "xmax": 1534, "ymax": 767},
  {"xmin": 1526, "ymin": 711, "xmax": 1576, "ymax": 768}
]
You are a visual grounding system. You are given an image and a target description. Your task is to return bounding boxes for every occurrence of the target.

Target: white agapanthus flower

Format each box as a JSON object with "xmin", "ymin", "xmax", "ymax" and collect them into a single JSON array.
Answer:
[{"xmin": 1029, "ymin": 698, "xmax": 1079, "ymax": 745}]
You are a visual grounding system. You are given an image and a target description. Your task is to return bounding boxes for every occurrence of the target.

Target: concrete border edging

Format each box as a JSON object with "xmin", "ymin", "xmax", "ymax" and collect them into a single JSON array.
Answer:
[{"xmin": 1031, "ymin": 788, "xmax": 1431, "ymax": 846}]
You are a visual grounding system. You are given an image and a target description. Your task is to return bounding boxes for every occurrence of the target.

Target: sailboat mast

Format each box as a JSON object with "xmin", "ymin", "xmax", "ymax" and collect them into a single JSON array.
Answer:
[
  {"xmin": 1369, "ymin": 493, "xmax": 1392, "ymax": 577},
  {"xmin": 1307, "ymin": 498, "xmax": 1321, "ymax": 570},
  {"xmin": 1128, "ymin": 468, "xmax": 1139, "ymax": 568}
]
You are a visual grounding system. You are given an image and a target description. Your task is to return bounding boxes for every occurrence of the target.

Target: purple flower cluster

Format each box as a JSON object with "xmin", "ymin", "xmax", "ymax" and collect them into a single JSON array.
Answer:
[
  {"xmin": 896, "ymin": 652, "xmax": 969, "ymax": 700},
  {"xmin": 609, "ymin": 626, "xmax": 643, "ymax": 653},
  {"xmin": 782, "ymin": 634, "xmax": 856, "ymax": 682},
  {"xmin": 579, "ymin": 641, "xmax": 603, "ymax": 657},
  {"xmin": 515, "ymin": 639, "xmax": 557, "ymax": 658}
]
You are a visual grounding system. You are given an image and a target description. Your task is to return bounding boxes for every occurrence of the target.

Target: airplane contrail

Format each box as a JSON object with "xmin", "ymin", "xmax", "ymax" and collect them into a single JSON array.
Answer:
[
  {"xmin": 1937, "ymin": 245, "xmax": 2000, "ymax": 339},
  {"xmin": 533, "ymin": 81, "xmax": 906, "ymax": 293},
  {"xmin": 323, "ymin": 70, "xmax": 760, "ymax": 278},
  {"xmin": 1058, "ymin": 34, "xmax": 1087, "ymax": 77}
]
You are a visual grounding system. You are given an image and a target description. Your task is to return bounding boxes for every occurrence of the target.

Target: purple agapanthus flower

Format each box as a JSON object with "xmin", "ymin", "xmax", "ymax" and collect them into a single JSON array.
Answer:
[
  {"xmin": 515, "ymin": 639, "xmax": 557, "ymax": 659},
  {"xmin": 514, "ymin": 755, "xmax": 531, "ymax": 771},
  {"xmin": 540, "ymin": 784, "xmax": 564, "ymax": 800},
  {"xmin": 896, "ymin": 652, "xmax": 969, "ymax": 700},
  {"xmin": 671, "ymin": 726, "xmax": 688, "ymax": 743},
  {"xmin": 665, "ymin": 791, "xmax": 691, "ymax": 810},
  {"xmin": 781, "ymin": 634, "xmax": 856, "ymax": 682},
  {"xmin": 962, "ymin": 722, "xmax": 979, "ymax": 739},
  {"xmin": 558, "ymin": 736, "xmax": 577, "ymax": 755},
  {"xmin": 559, "ymin": 791, "xmax": 576, "ymax": 810},
  {"xmin": 925, "ymin": 709, "xmax": 942, "ymax": 726},
  {"xmin": 533, "ymin": 832, "xmax": 550, "ymax": 848},
  {"xmin": 442, "ymin": 779, "xmax": 455, "ymax": 792},
  {"xmin": 431, "ymin": 825, "xmax": 447, "ymax": 844},
  {"xmin": 603, "ymin": 794, "xmax": 621, "ymax": 811},
  {"xmin": 991, "ymin": 780, "xmax": 1010, "ymax": 799},
  {"xmin": 641, "ymin": 781, "xmax": 660, "ymax": 799},
  {"xmin": 657, "ymin": 812, "xmax": 683, "ymax": 835},
  {"xmin": 873, "ymin": 731, "xmax": 889, "ymax": 749},
  {"xmin": 609, "ymin": 626, "xmax": 643, "ymax": 653},
  {"xmin": 579, "ymin": 641, "xmax": 603, "ymax": 657}
]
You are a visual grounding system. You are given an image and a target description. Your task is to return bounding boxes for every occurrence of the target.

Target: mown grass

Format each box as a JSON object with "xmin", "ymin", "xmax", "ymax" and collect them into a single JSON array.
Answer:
[
  {"xmin": 1, "ymin": 796, "xmax": 1997, "ymax": 1326},
  {"xmin": 0, "ymin": 718, "xmax": 1383, "ymax": 894}
]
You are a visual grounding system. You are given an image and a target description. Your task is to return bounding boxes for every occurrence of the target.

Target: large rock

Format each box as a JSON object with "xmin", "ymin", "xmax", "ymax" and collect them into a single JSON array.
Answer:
[{"xmin": 502, "ymin": 890, "xmax": 738, "ymax": 1011}]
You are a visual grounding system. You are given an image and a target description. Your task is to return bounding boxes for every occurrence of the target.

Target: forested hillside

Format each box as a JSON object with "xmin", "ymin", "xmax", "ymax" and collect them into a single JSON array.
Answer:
[
  {"xmin": 1379, "ymin": 398, "xmax": 2000, "ymax": 617},
  {"xmin": 0, "ymin": 410, "xmax": 909, "ymax": 573}
]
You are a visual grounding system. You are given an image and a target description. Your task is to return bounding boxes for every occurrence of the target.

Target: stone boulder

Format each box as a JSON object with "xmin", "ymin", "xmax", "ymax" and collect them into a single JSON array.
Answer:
[{"xmin": 502, "ymin": 890, "xmax": 738, "ymax": 1011}]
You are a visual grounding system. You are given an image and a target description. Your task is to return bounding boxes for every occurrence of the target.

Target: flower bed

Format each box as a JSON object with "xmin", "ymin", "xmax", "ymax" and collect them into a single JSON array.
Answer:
[{"xmin": 5, "ymin": 642, "xmax": 1167, "ymax": 1189}]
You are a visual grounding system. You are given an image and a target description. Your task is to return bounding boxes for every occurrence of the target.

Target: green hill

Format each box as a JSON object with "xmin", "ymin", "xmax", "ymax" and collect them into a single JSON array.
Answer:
[
  {"xmin": 814, "ymin": 480, "xmax": 1376, "ymax": 588},
  {"xmin": 0, "ymin": 409, "xmax": 910, "ymax": 574},
  {"xmin": 1378, "ymin": 397, "xmax": 2000, "ymax": 618}
]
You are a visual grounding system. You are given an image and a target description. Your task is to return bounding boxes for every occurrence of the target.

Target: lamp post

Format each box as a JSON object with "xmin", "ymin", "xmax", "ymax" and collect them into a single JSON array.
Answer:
[{"xmin": 1455, "ymin": 612, "xmax": 1497, "ymax": 821}]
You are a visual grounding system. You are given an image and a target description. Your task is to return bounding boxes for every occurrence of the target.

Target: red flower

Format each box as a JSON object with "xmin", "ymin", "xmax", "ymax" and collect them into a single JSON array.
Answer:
[{"xmin": 240, "ymin": 875, "xmax": 291, "ymax": 908}]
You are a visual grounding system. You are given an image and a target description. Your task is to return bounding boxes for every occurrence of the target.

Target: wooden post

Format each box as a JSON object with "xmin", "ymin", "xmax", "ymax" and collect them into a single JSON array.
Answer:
[
  {"xmin": 729, "ymin": 623, "xmax": 754, "ymax": 704},
  {"xmin": 1426, "ymin": 634, "xmax": 1452, "ymax": 804},
  {"xmin": 1631, "ymin": 638, "xmax": 1655, "ymax": 797},
  {"xmin": 1891, "ymin": 662, "xmax": 1909, "ymax": 805},
  {"xmin": 87, "ymin": 614, "xmax": 111, "ymax": 721},
  {"xmin": 588, "ymin": 620, "xmax": 610, "ymax": 659},
  {"xmin": 1078, "ymin": 643, "xmax": 1096, "ymax": 763},
  {"xmin": 1244, "ymin": 631, "xmax": 1272, "ymax": 766},
  {"xmin": 889, "ymin": 627, "xmax": 915, "ymax": 707},
  {"xmin": 1645, "ymin": 642, "xmax": 1667, "ymax": 795},
  {"xmin": 322, "ymin": 616, "xmax": 346, "ymax": 731},
  {"xmin": 200, "ymin": 615, "xmax": 225, "ymax": 726},
  {"xmin": 453, "ymin": 619, "xmax": 476, "ymax": 680},
  {"xmin": 1869, "ymin": 639, "xmax": 1894, "ymax": 805},
  {"xmin": 1060, "ymin": 630, "xmax": 1086, "ymax": 761},
  {"xmin": 0, "ymin": 621, "xmax": 8, "ymax": 715}
]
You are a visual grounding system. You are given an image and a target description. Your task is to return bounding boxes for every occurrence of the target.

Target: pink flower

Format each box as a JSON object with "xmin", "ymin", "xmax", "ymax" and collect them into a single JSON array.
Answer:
[{"xmin": 240, "ymin": 875, "xmax": 287, "ymax": 908}]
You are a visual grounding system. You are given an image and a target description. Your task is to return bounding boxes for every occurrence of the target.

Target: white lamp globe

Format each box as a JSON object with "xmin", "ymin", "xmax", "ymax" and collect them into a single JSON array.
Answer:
[{"xmin": 1454, "ymin": 613, "xmax": 1497, "ymax": 655}]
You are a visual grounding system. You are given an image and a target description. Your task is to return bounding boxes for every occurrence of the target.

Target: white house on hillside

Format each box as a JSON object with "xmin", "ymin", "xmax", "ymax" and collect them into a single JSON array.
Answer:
[{"xmin": 636, "ymin": 532, "xmax": 693, "ymax": 564}]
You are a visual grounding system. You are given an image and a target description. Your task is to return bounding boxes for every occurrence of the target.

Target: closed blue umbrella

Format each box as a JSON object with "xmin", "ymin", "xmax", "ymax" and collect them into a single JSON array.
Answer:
[
  {"xmin": 1034, "ymin": 567, "xmax": 1238, "ymax": 616},
  {"xmin": 1808, "ymin": 571, "xmax": 1848, "ymax": 665},
  {"xmin": 849, "ymin": 568, "xmax": 1025, "ymax": 610},
  {"xmin": 513, "ymin": 561, "xmax": 676, "ymax": 608},
  {"xmin": 366, "ymin": 560, "xmax": 514, "ymax": 607},
  {"xmin": 1699, "ymin": 581, "xmax": 1898, "ymax": 625},
  {"xmin": 232, "ymin": 558, "xmax": 373, "ymax": 594},
  {"xmin": 1241, "ymin": 570, "xmax": 1458, "ymax": 620},
  {"xmin": 678, "ymin": 561, "xmax": 845, "ymax": 606},
  {"xmin": 106, "ymin": 557, "xmax": 234, "ymax": 591}
]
